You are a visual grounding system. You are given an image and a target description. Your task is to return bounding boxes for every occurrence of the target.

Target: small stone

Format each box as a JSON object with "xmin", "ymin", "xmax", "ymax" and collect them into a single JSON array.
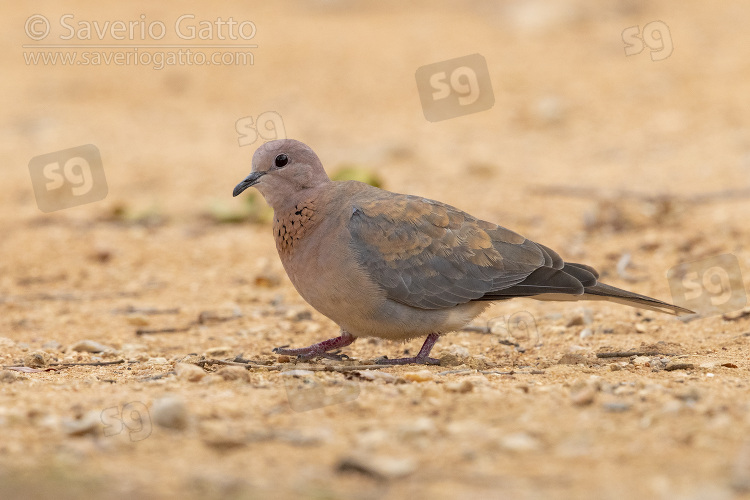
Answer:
[
  {"xmin": 635, "ymin": 323, "xmax": 647, "ymax": 333},
  {"xmin": 205, "ymin": 346, "xmax": 233, "ymax": 358},
  {"xmin": 610, "ymin": 364, "xmax": 622, "ymax": 371},
  {"xmin": 152, "ymin": 395, "xmax": 188, "ymax": 430},
  {"xmin": 357, "ymin": 370, "xmax": 397, "ymax": 383},
  {"xmin": 699, "ymin": 361, "xmax": 719, "ymax": 369},
  {"xmin": 566, "ymin": 315, "xmax": 585, "ymax": 327},
  {"xmin": 500, "ymin": 432, "xmax": 540, "ymax": 452},
  {"xmin": 0, "ymin": 371, "xmax": 19, "ymax": 383},
  {"xmin": 603, "ymin": 402, "xmax": 631, "ymax": 412},
  {"xmin": 277, "ymin": 355, "xmax": 291, "ymax": 363},
  {"xmin": 254, "ymin": 271, "xmax": 281, "ymax": 288},
  {"xmin": 665, "ymin": 361, "xmax": 695, "ymax": 371},
  {"xmin": 42, "ymin": 341, "xmax": 63, "ymax": 351},
  {"xmin": 444, "ymin": 345, "xmax": 470, "ymax": 358},
  {"xmin": 215, "ymin": 366, "xmax": 249, "ymax": 381},
  {"xmin": 70, "ymin": 340, "xmax": 114, "ymax": 353},
  {"xmin": 558, "ymin": 353, "xmax": 587, "ymax": 365},
  {"xmin": 147, "ymin": 357, "xmax": 169, "ymax": 365},
  {"xmin": 722, "ymin": 363, "xmax": 739, "ymax": 369},
  {"xmin": 403, "ymin": 370, "xmax": 434, "ymax": 382},
  {"xmin": 284, "ymin": 308, "xmax": 312, "ymax": 321},
  {"xmin": 444, "ymin": 379, "xmax": 474, "ymax": 393},
  {"xmin": 632, "ymin": 356, "xmax": 651, "ymax": 367},
  {"xmin": 650, "ymin": 358, "xmax": 666, "ymax": 372},
  {"xmin": 337, "ymin": 454, "xmax": 416, "ymax": 480},
  {"xmin": 24, "ymin": 351, "xmax": 50, "ymax": 368},
  {"xmin": 126, "ymin": 315, "xmax": 150, "ymax": 326},
  {"xmin": 63, "ymin": 410, "xmax": 101, "ymax": 437},
  {"xmin": 439, "ymin": 354, "xmax": 462, "ymax": 367},
  {"xmin": 570, "ymin": 384, "xmax": 596, "ymax": 406},
  {"xmin": 175, "ymin": 363, "xmax": 205, "ymax": 382},
  {"xmin": 579, "ymin": 328, "xmax": 593, "ymax": 339}
]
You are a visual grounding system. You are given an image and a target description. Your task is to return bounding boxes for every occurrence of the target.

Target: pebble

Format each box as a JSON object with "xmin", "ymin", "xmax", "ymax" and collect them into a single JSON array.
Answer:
[
  {"xmin": 402, "ymin": 370, "xmax": 434, "ymax": 382},
  {"xmin": 444, "ymin": 345, "xmax": 470, "ymax": 358},
  {"xmin": 126, "ymin": 315, "xmax": 150, "ymax": 326},
  {"xmin": 650, "ymin": 358, "xmax": 667, "ymax": 372},
  {"xmin": 175, "ymin": 363, "xmax": 206, "ymax": 382},
  {"xmin": 632, "ymin": 356, "xmax": 651, "ymax": 367},
  {"xmin": 24, "ymin": 351, "xmax": 50, "ymax": 368},
  {"xmin": 579, "ymin": 328, "xmax": 593, "ymax": 339},
  {"xmin": 42, "ymin": 341, "xmax": 63, "ymax": 351},
  {"xmin": 284, "ymin": 308, "xmax": 312, "ymax": 321},
  {"xmin": 570, "ymin": 385, "xmax": 596, "ymax": 406},
  {"xmin": 215, "ymin": 366, "xmax": 250, "ymax": 381},
  {"xmin": 500, "ymin": 432, "xmax": 540, "ymax": 452},
  {"xmin": 439, "ymin": 354, "xmax": 463, "ymax": 367},
  {"xmin": 148, "ymin": 357, "xmax": 169, "ymax": 365},
  {"xmin": 665, "ymin": 361, "xmax": 695, "ymax": 371},
  {"xmin": 603, "ymin": 402, "xmax": 631, "ymax": 412},
  {"xmin": 281, "ymin": 369, "xmax": 315, "ymax": 377},
  {"xmin": 566, "ymin": 315, "xmax": 585, "ymax": 327},
  {"xmin": 337, "ymin": 454, "xmax": 417, "ymax": 480},
  {"xmin": 152, "ymin": 395, "xmax": 189, "ymax": 430},
  {"xmin": 63, "ymin": 410, "xmax": 101, "ymax": 437},
  {"xmin": 277, "ymin": 355, "xmax": 291, "ymax": 363},
  {"xmin": 558, "ymin": 353, "xmax": 587, "ymax": 365},
  {"xmin": 70, "ymin": 340, "xmax": 115, "ymax": 353},
  {"xmin": 444, "ymin": 379, "xmax": 474, "ymax": 393},
  {"xmin": 356, "ymin": 370, "xmax": 397, "ymax": 383},
  {"xmin": 205, "ymin": 346, "xmax": 233, "ymax": 358},
  {"xmin": 0, "ymin": 371, "xmax": 18, "ymax": 383}
]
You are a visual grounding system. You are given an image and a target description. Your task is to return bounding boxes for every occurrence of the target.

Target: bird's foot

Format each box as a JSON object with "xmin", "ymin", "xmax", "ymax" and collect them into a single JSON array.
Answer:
[
  {"xmin": 272, "ymin": 331, "xmax": 356, "ymax": 361},
  {"xmin": 375, "ymin": 333, "xmax": 441, "ymax": 366}
]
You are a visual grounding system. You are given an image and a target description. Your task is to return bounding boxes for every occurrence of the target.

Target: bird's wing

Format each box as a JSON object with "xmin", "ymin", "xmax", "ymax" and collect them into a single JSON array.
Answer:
[{"xmin": 347, "ymin": 191, "xmax": 586, "ymax": 310}]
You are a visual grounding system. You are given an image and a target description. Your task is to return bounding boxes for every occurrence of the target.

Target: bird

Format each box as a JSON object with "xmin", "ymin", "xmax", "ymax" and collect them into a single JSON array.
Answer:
[{"xmin": 233, "ymin": 139, "xmax": 693, "ymax": 365}]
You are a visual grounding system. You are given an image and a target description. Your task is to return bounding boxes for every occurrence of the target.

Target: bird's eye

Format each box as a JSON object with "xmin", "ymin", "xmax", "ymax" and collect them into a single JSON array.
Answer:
[{"xmin": 274, "ymin": 154, "xmax": 289, "ymax": 168}]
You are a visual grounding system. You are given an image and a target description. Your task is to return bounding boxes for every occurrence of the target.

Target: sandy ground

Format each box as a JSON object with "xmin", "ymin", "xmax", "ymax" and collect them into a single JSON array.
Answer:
[{"xmin": 3, "ymin": 1, "xmax": 750, "ymax": 498}]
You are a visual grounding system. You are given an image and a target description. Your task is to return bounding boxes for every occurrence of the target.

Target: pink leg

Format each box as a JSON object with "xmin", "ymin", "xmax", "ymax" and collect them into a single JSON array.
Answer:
[
  {"xmin": 273, "ymin": 331, "xmax": 356, "ymax": 360},
  {"xmin": 376, "ymin": 333, "xmax": 441, "ymax": 365}
]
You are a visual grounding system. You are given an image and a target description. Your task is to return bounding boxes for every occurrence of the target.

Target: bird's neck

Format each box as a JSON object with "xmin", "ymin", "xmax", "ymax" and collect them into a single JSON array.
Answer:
[{"xmin": 272, "ymin": 194, "xmax": 321, "ymax": 256}]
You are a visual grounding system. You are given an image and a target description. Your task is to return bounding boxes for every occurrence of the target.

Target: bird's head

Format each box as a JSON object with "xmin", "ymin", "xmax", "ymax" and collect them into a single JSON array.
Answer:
[{"xmin": 233, "ymin": 139, "xmax": 330, "ymax": 210}]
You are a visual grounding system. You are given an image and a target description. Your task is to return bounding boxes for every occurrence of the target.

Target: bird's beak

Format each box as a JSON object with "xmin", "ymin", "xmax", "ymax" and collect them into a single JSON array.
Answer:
[{"xmin": 233, "ymin": 171, "xmax": 266, "ymax": 197}]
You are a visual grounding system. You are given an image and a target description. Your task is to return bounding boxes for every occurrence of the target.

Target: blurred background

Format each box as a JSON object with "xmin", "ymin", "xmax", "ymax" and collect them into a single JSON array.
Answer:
[{"xmin": 3, "ymin": 1, "xmax": 750, "ymax": 499}]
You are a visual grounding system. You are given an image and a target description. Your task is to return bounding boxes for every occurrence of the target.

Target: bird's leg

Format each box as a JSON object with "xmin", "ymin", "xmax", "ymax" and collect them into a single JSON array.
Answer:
[
  {"xmin": 376, "ymin": 333, "xmax": 441, "ymax": 365},
  {"xmin": 273, "ymin": 331, "xmax": 356, "ymax": 361}
]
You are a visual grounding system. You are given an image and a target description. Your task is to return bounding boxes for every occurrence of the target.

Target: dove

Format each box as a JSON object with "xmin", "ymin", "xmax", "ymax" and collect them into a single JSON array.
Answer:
[{"xmin": 233, "ymin": 139, "xmax": 692, "ymax": 365}]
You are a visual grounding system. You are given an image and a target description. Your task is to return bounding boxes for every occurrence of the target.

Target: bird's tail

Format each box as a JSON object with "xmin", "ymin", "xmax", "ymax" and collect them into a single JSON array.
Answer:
[{"xmin": 533, "ymin": 282, "xmax": 694, "ymax": 316}]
